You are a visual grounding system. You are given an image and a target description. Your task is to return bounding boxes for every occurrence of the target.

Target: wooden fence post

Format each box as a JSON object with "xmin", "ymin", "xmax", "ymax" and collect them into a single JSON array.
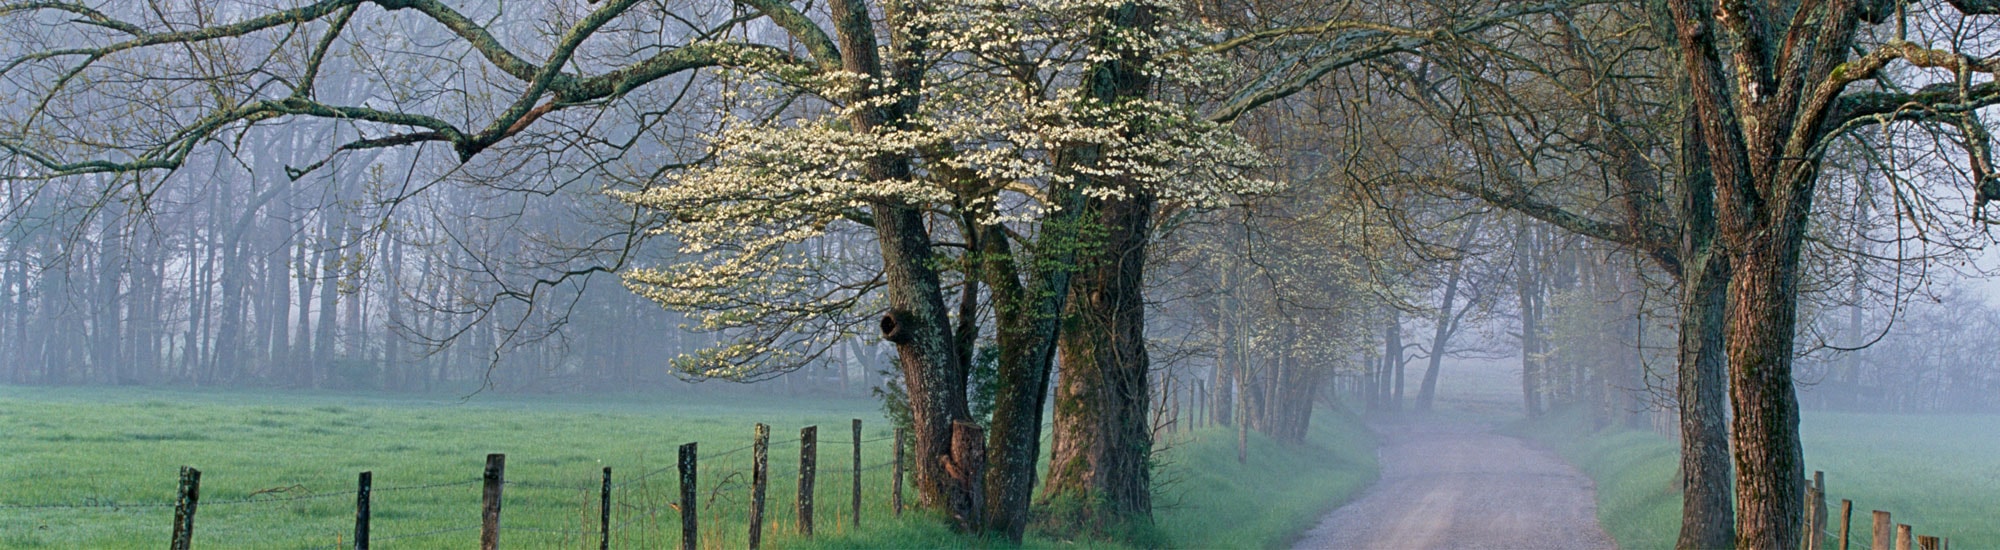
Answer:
[
  {"xmin": 1814, "ymin": 471, "xmax": 1828, "ymax": 550},
  {"xmin": 1804, "ymin": 473, "xmax": 1824, "ymax": 550},
  {"xmin": 1839, "ymin": 499, "xmax": 1853, "ymax": 550},
  {"xmin": 482, "ymin": 454, "xmax": 505, "ymax": 550},
  {"xmin": 852, "ymin": 419, "xmax": 862, "ymax": 528},
  {"xmin": 1872, "ymin": 511, "xmax": 1892, "ymax": 550},
  {"xmin": 600, "ymin": 467, "xmax": 611, "ymax": 550},
  {"xmin": 892, "ymin": 427, "xmax": 904, "ymax": 517},
  {"xmin": 1919, "ymin": 535, "xmax": 1940, "ymax": 550},
  {"xmin": 799, "ymin": 426, "xmax": 817, "ymax": 536},
  {"xmin": 750, "ymin": 423, "xmax": 769, "ymax": 550},
  {"xmin": 1895, "ymin": 524, "xmax": 1912, "ymax": 550},
  {"xmin": 679, "ymin": 442, "xmax": 698, "ymax": 550},
  {"xmin": 354, "ymin": 471, "xmax": 372, "ymax": 550},
  {"xmin": 169, "ymin": 466, "xmax": 201, "ymax": 550}
]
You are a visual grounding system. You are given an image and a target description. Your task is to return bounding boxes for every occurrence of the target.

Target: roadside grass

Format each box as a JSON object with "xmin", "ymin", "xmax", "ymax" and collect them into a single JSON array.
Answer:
[
  {"xmin": 1515, "ymin": 407, "xmax": 2000, "ymax": 550},
  {"xmin": 1510, "ymin": 409, "xmax": 1680, "ymax": 549},
  {"xmin": 1, "ymin": 386, "xmax": 1376, "ymax": 549},
  {"xmin": 787, "ymin": 406, "xmax": 1380, "ymax": 550},
  {"xmin": 1148, "ymin": 408, "xmax": 1378, "ymax": 549}
]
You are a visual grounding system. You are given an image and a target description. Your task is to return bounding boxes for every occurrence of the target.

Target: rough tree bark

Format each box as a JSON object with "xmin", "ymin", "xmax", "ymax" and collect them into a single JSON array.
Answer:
[
  {"xmin": 1040, "ymin": 0, "xmax": 1163, "ymax": 535},
  {"xmin": 1673, "ymin": 112, "xmax": 1735, "ymax": 550},
  {"xmin": 1046, "ymin": 190, "xmax": 1156, "ymax": 530},
  {"xmin": 825, "ymin": 0, "xmax": 978, "ymax": 530},
  {"xmin": 977, "ymin": 222, "xmax": 1066, "ymax": 541}
]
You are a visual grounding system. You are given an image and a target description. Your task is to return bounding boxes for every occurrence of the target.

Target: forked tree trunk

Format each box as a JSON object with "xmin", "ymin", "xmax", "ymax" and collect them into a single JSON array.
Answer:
[
  {"xmin": 1414, "ymin": 221, "xmax": 1478, "ymax": 412},
  {"xmin": 826, "ymin": 0, "xmax": 977, "ymax": 530},
  {"xmin": 979, "ymin": 222, "xmax": 1068, "ymax": 541}
]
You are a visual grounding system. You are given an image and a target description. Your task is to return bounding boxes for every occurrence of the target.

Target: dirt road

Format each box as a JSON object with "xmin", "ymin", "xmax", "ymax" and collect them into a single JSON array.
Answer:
[{"xmin": 1290, "ymin": 419, "xmax": 1617, "ymax": 550}]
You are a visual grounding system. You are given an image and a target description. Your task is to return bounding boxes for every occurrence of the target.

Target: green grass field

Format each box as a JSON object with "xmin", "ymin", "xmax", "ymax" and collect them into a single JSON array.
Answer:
[
  {"xmin": 0, "ymin": 385, "xmax": 1375, "ymax": 549},
  {"xmin": 1518, "ymin": 408, "xmax": 2000, "ymax": 550}
]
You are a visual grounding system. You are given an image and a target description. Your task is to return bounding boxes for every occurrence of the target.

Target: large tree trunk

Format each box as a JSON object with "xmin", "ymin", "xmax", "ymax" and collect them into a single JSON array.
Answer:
[
  {"xmin": 1676, "ymin": 241, "xmax": 1734, "ymax": 549},
  {"xmin": 978, "ymin": 222, "xmax": 1065, "ymax": 541},
  {"xmin": 1029, "ymin": 0, "xmax": 1163, "ymax": 536},
  {"xmin": 1724, "ymin": 231, "xmax": 1809, "ymax": 549},
  {"xmin": 826, "ymin": 0, "xmax": 978, "ymax": 530},
  {"xmin": 1045, "ymin": 191, "xmax": 1155, "ymax": 530},
  {"xmin": 1674, "ymin": 114, "xmax": 1735, "ymax": 550},
  {"xmin": 872, "ymin": 205, "xmax": 973, "ymax": 524}
]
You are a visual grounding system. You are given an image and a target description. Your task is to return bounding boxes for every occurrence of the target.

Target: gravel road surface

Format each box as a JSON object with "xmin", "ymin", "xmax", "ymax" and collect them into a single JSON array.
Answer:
[{"xmin": 1290, "ymin": 419, "xmax": 1618, "ymax": 550}]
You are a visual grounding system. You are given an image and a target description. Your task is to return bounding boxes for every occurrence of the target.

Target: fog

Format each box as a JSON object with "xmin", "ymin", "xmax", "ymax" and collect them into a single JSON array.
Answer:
[{"xmin": 4, "ymin": 0, "xmax": 2000, "ymax": 548}]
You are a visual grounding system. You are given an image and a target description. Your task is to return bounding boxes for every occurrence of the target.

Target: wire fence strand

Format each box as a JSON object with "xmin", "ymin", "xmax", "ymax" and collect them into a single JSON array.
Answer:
[{"xmin": 3, "ymin": 422, "xmax": 906, "ymax": 546}]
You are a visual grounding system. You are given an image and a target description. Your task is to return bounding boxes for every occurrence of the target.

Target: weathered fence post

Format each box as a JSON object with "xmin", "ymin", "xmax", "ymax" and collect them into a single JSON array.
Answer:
[
  {"xmin": 169, "ymin": 466, "xmax": 201, "ymax": 550},
  {"xmin": 482, "ymin": 454, "xmax": 505, "ymax": 550},
  {"xmin": 750, "ymin": 423, "xmax": 770, "ymax": 550},
  {"xmin": 599, "ymin": 467, "xmax": 611, "ymax": 550},
  {"xmin": 355, "ymin": 471, "xmax": 372, "ymax": 550},
  {"xmin": 1919, "ymin": 535, "xmax": 1940, "ymax": 550},
  {"xmin": 1896, "ymin": 524, "xmax": 1912, "ymax": 550},
  {"xmin": 1839, "ymin": 499, "xmax": 1853, "ymax": 550},
  {"xmin": 1803, "ymin": 480, "xmax": 1818, "ymax": 550},
  {"xmin": 1872, "ymin": 510, "xmax": 1892, "ymax": 550},
  {"xmin": 1814, "ymin": 471, "xmax": 1829, "ymax": 550},
  {"xmin": 892, "ymin": 427, "xmax": 904, "ymax": 517},
  {"xmin": 679, "ymin": 442, "xmax": 698, "ymax": 550},
  {"xmin": 851, "ymin": 419, "xmax": 862, "ymax": 528},
  {"xmin": 1804, "ymin": 473, "xmax": 1823, "ymax": 550},
  {"xmin": 799, "ymin": 425, "xmax": 817, "ymax": 536}
]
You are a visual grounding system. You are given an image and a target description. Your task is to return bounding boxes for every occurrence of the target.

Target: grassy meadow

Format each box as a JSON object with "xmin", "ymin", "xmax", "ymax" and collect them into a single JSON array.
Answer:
[
  {"xmin": 0, "ymin": 385, "xmax": 1376, "ymax": 549},
  {"xmin": 1518, "ymin": 408, "xmax": 2000, "ymax": 549}
]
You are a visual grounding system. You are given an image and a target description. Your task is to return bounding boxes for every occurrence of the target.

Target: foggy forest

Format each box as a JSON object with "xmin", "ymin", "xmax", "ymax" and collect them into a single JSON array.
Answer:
[{"xmin": 3, "ymin": 0, "xmax": 2000, "ymax": 548}]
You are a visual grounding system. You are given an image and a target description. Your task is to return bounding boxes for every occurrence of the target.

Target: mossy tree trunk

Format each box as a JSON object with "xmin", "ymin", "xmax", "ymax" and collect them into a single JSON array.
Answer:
[{"xmin": 1045, "ymin": 190, "xmax": 1156, "ymax": 531}]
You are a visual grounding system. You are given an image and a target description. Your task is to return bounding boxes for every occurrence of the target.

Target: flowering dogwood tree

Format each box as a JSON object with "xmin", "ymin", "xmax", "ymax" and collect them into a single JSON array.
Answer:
[{"xmin": 0, "ymin": 0, "xmax": 1592, "ymax": 539}]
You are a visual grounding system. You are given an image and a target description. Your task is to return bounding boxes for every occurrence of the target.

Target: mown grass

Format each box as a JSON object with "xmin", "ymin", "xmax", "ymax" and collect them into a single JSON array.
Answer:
[
  {"xmin": 0, "ymin": 385, "xmax": 1375, "ymax": 549},
  {"xmin": 1515, "ymin": 408, "xmax": 2000, "ymax": 550},
  {"xmin": 0, "ymin": 385, "xmax": 904, "ymax": 549},
  {"xmin": 1148, "ymin": 408, "xmax": 1377, "ymax": 550},
  {"xmin": 1510, "ymin": 410, "xmax": 1681, "ymax": 549}
]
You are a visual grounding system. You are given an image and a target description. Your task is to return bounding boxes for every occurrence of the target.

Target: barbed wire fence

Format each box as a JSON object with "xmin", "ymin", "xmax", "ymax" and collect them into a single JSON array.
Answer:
[{"xmin": 1, "ymin": 419, "xmax": 907, "ymax": 550}]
